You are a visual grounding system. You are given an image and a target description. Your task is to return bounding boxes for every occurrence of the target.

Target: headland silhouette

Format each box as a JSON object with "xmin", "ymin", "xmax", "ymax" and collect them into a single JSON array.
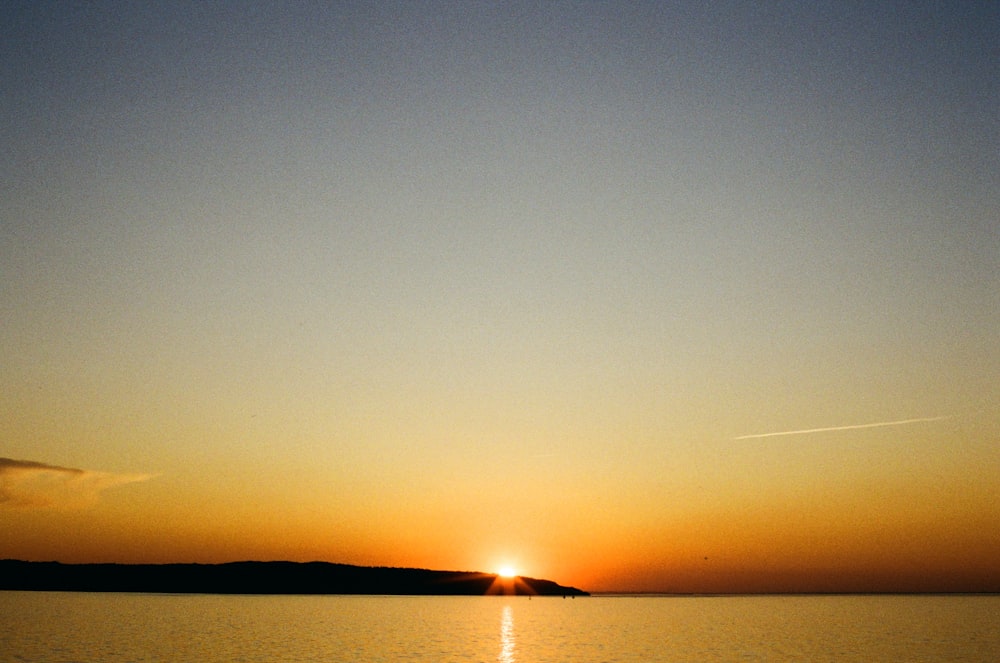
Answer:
[{"xmin": 0, "ymin": 560, "xmax": 589, "ymax": 596}]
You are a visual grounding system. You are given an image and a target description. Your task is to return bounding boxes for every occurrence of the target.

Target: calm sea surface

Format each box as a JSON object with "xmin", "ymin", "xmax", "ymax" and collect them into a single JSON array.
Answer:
[{"xmin": 2, "ymin": 592, "xmax": 998, "ymax": 662}]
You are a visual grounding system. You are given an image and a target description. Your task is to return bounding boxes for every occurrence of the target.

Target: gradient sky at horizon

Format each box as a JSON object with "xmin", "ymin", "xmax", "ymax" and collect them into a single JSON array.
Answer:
[{"xmin": 2, "ymin": 1, "xmax": 998, "ymax": 593}]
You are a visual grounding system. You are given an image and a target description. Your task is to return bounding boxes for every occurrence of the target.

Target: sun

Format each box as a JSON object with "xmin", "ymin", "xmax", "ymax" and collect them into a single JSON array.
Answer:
[{"xmin": 497, "ymin": 566, "xmax": 517, "ymax": 578}]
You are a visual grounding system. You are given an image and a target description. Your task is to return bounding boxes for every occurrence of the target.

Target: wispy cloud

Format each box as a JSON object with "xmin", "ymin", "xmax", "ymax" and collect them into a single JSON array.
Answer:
[
  {"xmin": 0, "ymin": 458, "xmax": 154, "ymax": 509},
  {"xmin": 733, "ymin": 416, "xmax": 949, "ymax": 440}
]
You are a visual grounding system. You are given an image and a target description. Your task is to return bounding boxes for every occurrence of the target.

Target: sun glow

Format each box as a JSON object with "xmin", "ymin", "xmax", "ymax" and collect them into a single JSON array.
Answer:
[{"xmin": 497, "ymin": 566, "xmax": 517, "ymax": 578}]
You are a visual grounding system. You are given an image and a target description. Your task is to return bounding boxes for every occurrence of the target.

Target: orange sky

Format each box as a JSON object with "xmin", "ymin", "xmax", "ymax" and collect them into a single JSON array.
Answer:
[
  {"xmin": 2, "ymin": 3, "xmax": 998, "ymax": 593},
  {"xmin": 3, "ymin": 413, "xmax": 997, "ymax": 593}
]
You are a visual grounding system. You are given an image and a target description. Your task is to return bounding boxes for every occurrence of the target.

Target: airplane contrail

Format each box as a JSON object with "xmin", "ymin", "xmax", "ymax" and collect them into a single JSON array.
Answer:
[{"xmin": 733, "ymin": 416, "xmax": 949, "ymax": 440}]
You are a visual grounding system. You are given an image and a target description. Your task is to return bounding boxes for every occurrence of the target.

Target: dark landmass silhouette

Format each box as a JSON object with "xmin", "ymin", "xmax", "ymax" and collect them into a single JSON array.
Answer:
[{"xmin": 0, "ymin": 560, "xmax": 588, "ymax": 596}]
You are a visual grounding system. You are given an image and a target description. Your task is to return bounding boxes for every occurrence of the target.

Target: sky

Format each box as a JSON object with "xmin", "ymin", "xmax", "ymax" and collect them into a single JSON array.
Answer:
[{"xmin": 2, "ymin": 1, "xmax": 998, "ymax": 593}]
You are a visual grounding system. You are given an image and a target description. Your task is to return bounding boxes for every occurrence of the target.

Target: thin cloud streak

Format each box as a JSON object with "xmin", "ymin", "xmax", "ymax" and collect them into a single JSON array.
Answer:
[
  {"xmin": 734, "ymin": 416, "xmax": 950, "ymax": 440},
  {"xmin": 0, "ymin": 458, "xmax": 154, "ymax": 509}
]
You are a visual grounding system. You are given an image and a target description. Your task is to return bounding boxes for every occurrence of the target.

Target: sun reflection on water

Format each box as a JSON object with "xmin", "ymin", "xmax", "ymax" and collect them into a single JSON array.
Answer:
[{"xmin": 498, "ymin": 604, "xmax": 515, "ymax": 662}]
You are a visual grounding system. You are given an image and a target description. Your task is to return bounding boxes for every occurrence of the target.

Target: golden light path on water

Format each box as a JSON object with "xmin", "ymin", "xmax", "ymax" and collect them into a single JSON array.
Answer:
[{"xmin": 499, "ymin": 604, "xmax": 515, "ymax": 663}]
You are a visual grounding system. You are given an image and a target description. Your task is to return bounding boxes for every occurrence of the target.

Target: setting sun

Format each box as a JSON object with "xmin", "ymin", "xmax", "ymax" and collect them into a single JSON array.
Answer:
[{"xmin": 497, "ymin": 566, "xmax": 517, "ymax": 578}]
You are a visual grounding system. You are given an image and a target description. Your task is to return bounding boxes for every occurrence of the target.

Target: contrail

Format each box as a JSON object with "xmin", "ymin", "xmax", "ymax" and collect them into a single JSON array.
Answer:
[{"xmin": 733, "ymin": 416, "xmax": 949, "ymax": 440}]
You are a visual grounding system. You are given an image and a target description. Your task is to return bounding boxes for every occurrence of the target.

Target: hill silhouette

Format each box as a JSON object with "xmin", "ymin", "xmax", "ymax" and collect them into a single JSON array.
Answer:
[{"xmin": 0, "ymin": 560, "xmax": 588, "ymax": 596}]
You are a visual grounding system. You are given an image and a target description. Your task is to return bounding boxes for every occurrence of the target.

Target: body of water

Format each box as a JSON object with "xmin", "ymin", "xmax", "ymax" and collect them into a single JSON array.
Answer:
[{"xmin": 2, "ymin": 592, "xmax": 997, "ymax": 662}]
